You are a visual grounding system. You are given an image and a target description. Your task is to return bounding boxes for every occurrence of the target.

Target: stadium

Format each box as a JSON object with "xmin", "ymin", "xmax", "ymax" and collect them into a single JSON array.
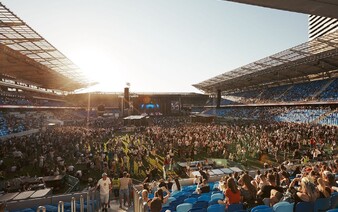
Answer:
[{"xmin": 0, "ymin": 1, "xmax": 337, "ymax": 212}]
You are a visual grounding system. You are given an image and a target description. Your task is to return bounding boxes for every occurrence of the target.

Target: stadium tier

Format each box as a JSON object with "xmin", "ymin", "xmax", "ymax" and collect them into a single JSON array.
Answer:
[{"xmin": 226, "ymin": 78, "xmax": 338, "ymax": 104}]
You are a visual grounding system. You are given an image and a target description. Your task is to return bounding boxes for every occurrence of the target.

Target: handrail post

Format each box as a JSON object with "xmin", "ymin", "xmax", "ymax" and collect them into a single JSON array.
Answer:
[
  {"xmin": 36, "ymin": 206, "xmax": 46, "ymax": 212},
  {"xmin": 91, "ymin": 189, "xmax": 96, "ymax": 212},
  {"xmin": 86, "ymin": 191, "xmax": 90, "ymax": 212},
  {"xmin": 71, "ymin": 197, "xmax": 76, "ymax": 212},
  {"xmin": 139, "ymin": 196, "xmax": 143, "ymax": 212},
  {"xmin": 80, "ymin": 195, "xmax": 84, "ymax": 212},
  {"xmin": 58, "ymin": 201, "xmax": 64, "ymax": 212}
]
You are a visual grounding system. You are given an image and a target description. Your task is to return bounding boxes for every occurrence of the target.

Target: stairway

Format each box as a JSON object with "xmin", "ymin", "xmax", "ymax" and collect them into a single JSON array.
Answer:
[
  {"xmin": 276, "ymin": 85, "xmax": 293, "ymax": 101},
  {"xmin": 311, "ymin": 79, "xmax": 335, "ymax": 100},
  {"xmin": 313, "ymin": 108, "xmax": 338, "ymax": 125}
]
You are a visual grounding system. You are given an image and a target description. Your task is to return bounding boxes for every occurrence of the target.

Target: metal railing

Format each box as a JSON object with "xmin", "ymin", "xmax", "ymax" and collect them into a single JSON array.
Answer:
[
  {"xmin": 132, "ymin": 183, "xmax": 145, "ymax": 212},
  {"xmin": 36, "ymin": 206, "xmax": 46, "ymax": 212},
  {"xmin": 80, "ymin": 195, "xmax": 84, "ymax": 212},
  {"xmin": 58, "ymin": 201, "xmax": 64, "ymax": 212},
  {"xmin": 71, "ymin": 197, "xmax": 76, "ymax": 212},
  {"xmin": 32, "ymin": 190, "xmax": 98, "ymax": 212},
  {"xmin": 65, "ymin": 175, "xmax": 80, "ymax": 193}
]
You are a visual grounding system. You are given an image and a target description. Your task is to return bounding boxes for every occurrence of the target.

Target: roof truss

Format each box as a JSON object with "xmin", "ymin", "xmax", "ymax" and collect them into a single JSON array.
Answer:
[{"xmin": 0, "ymin": 3, "xmax": 89, "ymax": 90}]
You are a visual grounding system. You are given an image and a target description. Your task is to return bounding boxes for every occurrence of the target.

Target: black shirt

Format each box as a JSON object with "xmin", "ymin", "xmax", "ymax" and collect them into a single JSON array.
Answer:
[
  {"xmin": 199, "ymin": 170, "xmax": 208, "ymax": 181},
  {"xmin": 200, "ymin": 185, "xmax": 210, "ymax": 193},
  {"xmin": 150, "ymin": 197, "xmax": 162, "ymax": 212},
  {"xmin": 158, "ymin": 181, "xmax": 167, "ymax": 189},
  {"xmin": 167, "ymin": 182, "xmax": 173, "ymax": 190},
  {"xmin": 258, "ymin": 185, "xmax": 283, "ymax": 199}
]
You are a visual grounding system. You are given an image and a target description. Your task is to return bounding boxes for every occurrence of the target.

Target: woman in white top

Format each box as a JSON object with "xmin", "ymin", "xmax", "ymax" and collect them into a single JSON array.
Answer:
[{"xmin": 171, "ymin": 178, "xmax": 181, "ymax": 192}]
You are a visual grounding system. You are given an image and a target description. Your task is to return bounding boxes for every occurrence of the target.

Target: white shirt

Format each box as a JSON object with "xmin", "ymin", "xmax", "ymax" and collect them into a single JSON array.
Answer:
[
  {"xmin": 97, "ymin": 178, "xmax": 111, "ymax": 195},
  {"xmin": 172, "ymin": 182, "xmax": 180, "ymax": 192}
]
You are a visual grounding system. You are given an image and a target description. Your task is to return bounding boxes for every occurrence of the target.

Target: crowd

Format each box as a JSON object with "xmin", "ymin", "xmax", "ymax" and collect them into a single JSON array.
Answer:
[
  {"xmin": 0, "ymin": 113, "xmax": 336, "ymax": 190},
  {"xmin": 0, "ymin": 112, "xmax": 336, "ymax": 212},
  {"xmin": 141, "ymin": 160, "xmax": 337, "ymax": 212}
]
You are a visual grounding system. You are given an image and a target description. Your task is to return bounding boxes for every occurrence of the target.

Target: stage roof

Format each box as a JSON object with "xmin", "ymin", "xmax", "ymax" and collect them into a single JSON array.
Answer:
[
  {"xmin": 193, "ymin": 31, "xmax": 338, "ymax": 94},
  {"xmin": 0, "ymin": 3, "xmax": 89, "ymax": 91},
  {"xmin": 225, "ymin": 0, "xmax": 338, "ymax": 19}
]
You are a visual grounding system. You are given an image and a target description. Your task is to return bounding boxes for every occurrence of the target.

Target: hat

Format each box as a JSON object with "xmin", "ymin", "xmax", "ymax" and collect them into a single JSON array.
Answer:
[{"xmin": 102, "ymin": 173, "xmax": 107, "ymax": 177}]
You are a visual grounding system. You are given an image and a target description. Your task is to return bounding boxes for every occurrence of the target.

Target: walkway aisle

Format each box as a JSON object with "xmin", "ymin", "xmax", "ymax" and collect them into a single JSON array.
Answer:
[{"xmin": 98, "ymin": 200, "xmax": 134, "ymax": 212}]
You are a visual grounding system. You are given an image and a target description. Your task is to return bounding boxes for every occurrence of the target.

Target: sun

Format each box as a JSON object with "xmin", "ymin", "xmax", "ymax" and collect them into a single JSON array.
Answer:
[{"xmin": 69, "ymin": 47, "xmax": 125, "ymax": 92}]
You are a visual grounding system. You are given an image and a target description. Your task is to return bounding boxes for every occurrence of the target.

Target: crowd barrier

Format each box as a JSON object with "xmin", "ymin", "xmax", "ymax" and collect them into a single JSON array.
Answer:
[{"xmin": 5, "ymin": 190, "xmax": 98, "ymax": 212}]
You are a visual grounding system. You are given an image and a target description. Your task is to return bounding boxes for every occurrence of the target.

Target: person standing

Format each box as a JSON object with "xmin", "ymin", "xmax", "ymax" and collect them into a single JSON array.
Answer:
[
  {"xmin": 94, "ymin": 173, "xmax": 112, "ymax": 212},
  {"xmin": 119, "ymin": 171, "xmax": 132, "ymax": 208},
  {"xmin": 111, "ymin": 174, "xmax": 120, "ymax": 202}
]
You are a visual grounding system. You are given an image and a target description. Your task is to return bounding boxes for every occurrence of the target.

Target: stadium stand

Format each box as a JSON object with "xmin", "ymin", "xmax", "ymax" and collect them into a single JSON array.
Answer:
[
  {"xmin": 275, "ymin": 108, "xmax": 329, "ymax": 124},
  {"xmin": 319, "ymin": 78, "xmax": 338, "ymax": 101},
  {"xmin": 227, "ymin": 78, "xmax": 338, "ymax": 104},
  {"xmin": 205, "ymin": 98, "xmax": 237, "ymax": 106},
  {"xmin": 279, "ymin": 79, "xmax": 329, "ymax": 102},
  {"xmin": 259, "ymin": 85, "xmax": 290, "ymax": 102}
]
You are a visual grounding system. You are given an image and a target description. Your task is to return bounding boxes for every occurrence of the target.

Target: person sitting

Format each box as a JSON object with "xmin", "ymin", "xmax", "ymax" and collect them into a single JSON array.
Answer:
[
  {"xmin": 218, "ymin": 177, "xmax": 241, "ymax": 206},
  {"xmin": 322, "ymin": 170, "xmax": 336, "ymax": 189},
  {"xmin": 219, "ymin": 176, "xmax": 228, "ymax": 193},
  {"xmin": 280, "ymin": 171, "xmax": 290, "ymax": 187},
  {"xmin": 257, "ymin": 173, "xmax": 283, "ymax": 203},
  {"xmin": 238, "ymin": 174, "xmax": 256, "ymax": 207},
  {"xmin": 141, "ymin": 188, "xmax": 151, "ymax": 212},
  {"xmin": 196, "ymin": 179, "xmax": 210, "ymax": 194},
  {"xmin": 150, "ymin": 195, "xmax": 162, "ymax": 212},
  {"xmin": 317, "ymin": 177, "xmax": 331, "ymax": 198},
  {"xmin": 263, "ymin": 189, "xmax": 283, "ymax": 206},
  {"xmin": 193, "ymin": 175, "xmax": 199, "ymax": 185},
  {"xmin": 150, "ymin": 187, "xmax": 170, "ymax": 211},
  {"xmin": 166, "ymin": 177, "xmax": 173, "ymax": 190},
  {"xmin": 171, "ymin": 178, "xmax": 181, "ymax": 192},
  {"xmin": 289, "ymin": 177, "xmax": 319, "ymax": 206}
]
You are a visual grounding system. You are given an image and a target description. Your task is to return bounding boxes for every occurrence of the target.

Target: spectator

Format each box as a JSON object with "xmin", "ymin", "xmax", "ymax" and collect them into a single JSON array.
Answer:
[
  {"xmin": 257, "ymin": 173, "xmax": 283, "ymax": 202},
  {"xmin": 94, "ymin": 173, "xmax": 112, "ymax": 212},
  {"xmin": 196, "ymin": 179, "xmax": 210, "ymax": 194},
  {"xmin": 119, "ymin": 171, "xmax": 132, "ymax": 208},
  {"xmin": 171, "ymin": 178, "xmax": 181, "ymax": 192},
  {"xmin": 219, "ymin": 177, "xmax": 241, "ymax": 206}
]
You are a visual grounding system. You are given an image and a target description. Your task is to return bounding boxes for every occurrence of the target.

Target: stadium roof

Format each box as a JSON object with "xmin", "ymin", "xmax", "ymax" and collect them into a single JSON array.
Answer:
[
  {"xmin": 225, "ymin": 0, "xmax": 338, "ymax": 19},
  {"xmin": 193, "ymin": 31, "xmax": 338, "ymax": 93},
  {"xmin": 0, "ymin": 3, "xmax": 89, "ymax": 91}
]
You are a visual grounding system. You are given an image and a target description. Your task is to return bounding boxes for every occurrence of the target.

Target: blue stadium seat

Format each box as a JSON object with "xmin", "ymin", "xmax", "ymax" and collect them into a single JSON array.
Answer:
[
  {"xmin": 208, "ymin": 199, "xmax": 222, "ymax": 206},
  {"xmin": 44, "ymin": 205, "xmax": 58, "ymax": 212},
  {"xmin": 177, "ymin": 203, "xmax": 193, "ymax": 212},
  {"xmin": 211, "ymin": 191, "xmax": 223, "ymax": 195},
  {"xmin": 251, "ymin": 205, "xmax": 270, "ymax": 212},
  {"xmin": 313, "ymin": 198, "xmax": 330, "ymax": 212},
  {"xmin": 207, "ymin": 204, "xmax": 225, "ymax": 212},
  {"xmin": 184, "ymin": 197, "xmax": 198, "ymax": 204},
  {"xmin": 210, "ymin": 193, "xmax": 223, "ymax": 201},
  {"xmin": 272, "ymin": 201, "xmax": 294, "ymax": 212},
  {"xmin": 189, "ymin": 193, "xmax": 201, "ymax": 198},
  {"xmin": 188, "ymin": 208, "xmax": 207, "ymax": 212},
  {"xmin": 161, "ymin": 206, "xmax": 170, "ymax": 212},
  {"xmin": 227, "ymin": 203, "xmax": 244, "ymax": 212},
  {"xmin": 295, "ymin": 202, "xmax": 314, "ymax": 212},
  {"xmin": 192, "ymin": 201, "xmax": 209, "ymax": 209},
  {"xmin": 163, "ymin": 197, "xmax": 176, "ymax": 207},
  {"xmin": 198, "ymin": 195, "xmax": 211, "ymax": 202},
  {"xmin": 331, "ymin": 192, "xmax": 338, "ymax": 209}
]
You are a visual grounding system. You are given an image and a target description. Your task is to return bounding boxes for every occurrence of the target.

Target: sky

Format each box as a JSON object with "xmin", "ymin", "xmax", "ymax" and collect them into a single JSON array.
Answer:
[{"xmin": 2, "ymin": 0, "xmax": 309, "ymax": 93}]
